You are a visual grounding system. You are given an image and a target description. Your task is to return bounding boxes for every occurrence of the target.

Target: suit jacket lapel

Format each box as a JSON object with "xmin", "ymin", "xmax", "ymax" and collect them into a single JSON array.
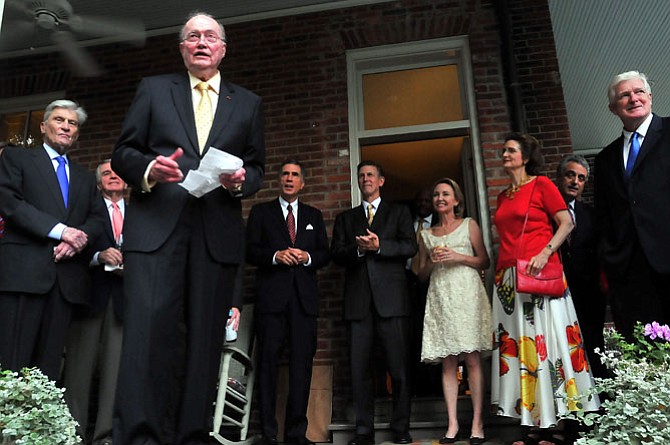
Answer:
[
  {"xmin": 205, "ymin": 80, "xmax": 237, "ymax": 156},
  {"xmin": 609, "ymin": 134, "xmax": 625, "ymax": 180},
  {"xmin": 370, "ymin": 200, "xmax": 386, "ymax": 228},
  {"xmin": 33, "ymin": 148, "xmax": 67, "ymax": 215},
  {"xmin": 171, "ymin": 74, "xmax": 199, "ymax": 157},
  {"xmin": 101, "ymin": 198, "xmax": 115, "ymax": 242},
  {"xmin": 633, "ymin": 113, "xmax": 662, "ymax": 176},
  {"xmin": 66, "ymin": 163, "xmax": 85, "ymax": 215},
  {"xmin": 296, "ymin": 202, "xmax": 309, "ymax": 243}
]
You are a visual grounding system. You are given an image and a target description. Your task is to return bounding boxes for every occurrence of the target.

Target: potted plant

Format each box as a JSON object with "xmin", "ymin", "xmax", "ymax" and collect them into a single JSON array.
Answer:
[
  {"xmin": 566, "ymin": 322, "xmax": 670, "ymax": 444},
  {"xmin": 0, "ymin": 367, "xmax": 79, "ymax": 445}
]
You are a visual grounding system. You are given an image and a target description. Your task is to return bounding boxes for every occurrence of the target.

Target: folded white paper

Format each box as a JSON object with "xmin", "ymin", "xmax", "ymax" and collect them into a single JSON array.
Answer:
[{"xmin": 179, "ymin": 148, "xmax": 243, "ymax": 197}]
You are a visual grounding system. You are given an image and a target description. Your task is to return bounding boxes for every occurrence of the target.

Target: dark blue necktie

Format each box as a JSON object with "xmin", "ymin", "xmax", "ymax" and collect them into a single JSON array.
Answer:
[
  {"xmin": 55, "ymin": 156, "xmax": 69, "ymax": 207},
  {"xmin": 625, "ymin": 132, "xmax": 640, "ymax": 179}
]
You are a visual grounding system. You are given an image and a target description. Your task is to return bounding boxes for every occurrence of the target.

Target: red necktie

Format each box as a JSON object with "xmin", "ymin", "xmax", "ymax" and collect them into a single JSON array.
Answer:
[
  {"xmin": 287, "ymin": 203, "xmax": 296, "ymax": 245},
  {"xmin": 111, "ymin": 202, "xmax": 123, "ymax": 244}
]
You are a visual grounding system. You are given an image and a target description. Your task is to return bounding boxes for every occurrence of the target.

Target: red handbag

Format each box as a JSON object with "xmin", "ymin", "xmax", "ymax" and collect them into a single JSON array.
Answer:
[
  {"xmin": 515, "ymin": 259, "xmax": 565, "ymax": 297},
  {"xmin": 514, "ymin": 180, "xmax": 566, "ymax": 298}
]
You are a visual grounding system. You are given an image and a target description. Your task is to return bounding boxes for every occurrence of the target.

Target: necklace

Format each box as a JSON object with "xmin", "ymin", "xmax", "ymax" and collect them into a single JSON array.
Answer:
[{"xmin": 505, "ymin": 175, "xmax": 533, "ymax": 199}]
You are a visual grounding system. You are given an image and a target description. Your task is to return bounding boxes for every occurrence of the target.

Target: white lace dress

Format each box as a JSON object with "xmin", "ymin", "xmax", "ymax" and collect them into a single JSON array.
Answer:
[{"xmin": 420, "ymin": 218, "xmax": 492, "ymax": 362}]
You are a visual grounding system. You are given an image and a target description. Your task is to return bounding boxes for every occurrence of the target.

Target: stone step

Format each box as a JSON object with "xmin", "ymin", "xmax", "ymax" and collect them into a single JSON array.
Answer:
[{"xmin": 328, "ymin": 397, "xmax": 523, "ymax": 445}]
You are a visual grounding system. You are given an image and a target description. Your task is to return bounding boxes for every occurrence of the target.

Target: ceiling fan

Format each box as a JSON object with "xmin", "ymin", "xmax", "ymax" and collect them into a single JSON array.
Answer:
[{"xmin": 4, "ymin": 0, "xmax": 146, "ymax": 77}]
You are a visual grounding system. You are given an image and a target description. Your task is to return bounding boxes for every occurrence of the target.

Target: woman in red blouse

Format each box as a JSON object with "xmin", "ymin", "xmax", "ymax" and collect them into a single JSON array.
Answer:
[{"xmin": 490, "ymin": 133, "xmax": 600, "ymax": 445}]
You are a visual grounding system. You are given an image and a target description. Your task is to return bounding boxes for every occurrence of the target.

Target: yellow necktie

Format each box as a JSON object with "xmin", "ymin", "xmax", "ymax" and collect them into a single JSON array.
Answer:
[
  {"xmin": 195, "ymin": 81, "xmax": 213, "ymax": 154},
  {"xmin": 367, "ymin": 204, "xmax": 375, "ymax": 226}
]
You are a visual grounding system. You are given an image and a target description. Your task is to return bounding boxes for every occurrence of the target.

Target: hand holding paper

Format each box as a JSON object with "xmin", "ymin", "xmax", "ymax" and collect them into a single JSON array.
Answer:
[{"xmin": 179, "ymin": 148, "xmax": 244, "ymax": 197}]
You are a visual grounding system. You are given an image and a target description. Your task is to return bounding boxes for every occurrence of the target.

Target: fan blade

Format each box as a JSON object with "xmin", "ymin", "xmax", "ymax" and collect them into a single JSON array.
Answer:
[
  {"xmin": 0, "ymin": 19, "xmax": 36, "ymax": 50},
  {"xmin": 67, "ymin": 14, "xmax": 145, "ymax": 46},
  {"xmin": 52, "ymin": 30, "xmax": 103, "ymax": 77},
  {"xmin": 5, "ymin": 0, "xmax": 34, "ymax": 15}
]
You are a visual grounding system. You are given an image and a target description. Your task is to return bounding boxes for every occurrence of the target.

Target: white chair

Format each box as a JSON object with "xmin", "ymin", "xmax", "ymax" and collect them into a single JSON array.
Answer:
[{"xmin": 211, "ymin": 303, "xmax": 259, "ymax": 445}]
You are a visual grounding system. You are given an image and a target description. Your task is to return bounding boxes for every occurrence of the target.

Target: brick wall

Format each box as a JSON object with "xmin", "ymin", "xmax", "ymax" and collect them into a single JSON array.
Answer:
[{"xmin": 0, "ymin": 0, "xmax": 572, "ymax": 423}]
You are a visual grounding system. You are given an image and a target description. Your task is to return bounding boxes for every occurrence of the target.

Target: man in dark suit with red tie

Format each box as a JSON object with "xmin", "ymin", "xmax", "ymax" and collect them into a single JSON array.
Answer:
[
  {"xmin": 556, "ymin": 155, "xmax": 607, "ymax": 378},
  {"xmin": 331, "ymin": 160, "xmax": 417, "ymax": 445},
  {"xmin": 246, "ymin": 160, "xmax": 330, "ymax": 445},
  {"xmin": 0, "ymin": 100, "xmax": 105, "ymax": 380},
  {"xmin": 595, "ymin": 70, "xmax": 670, "ymax": 339},
  {"xmin": 64, "ymin": 160, "xmax": 127, "ymax": 445},
  {"xmin": 111, "ymin": 12, "xmax": 265, "ymax": 445}
]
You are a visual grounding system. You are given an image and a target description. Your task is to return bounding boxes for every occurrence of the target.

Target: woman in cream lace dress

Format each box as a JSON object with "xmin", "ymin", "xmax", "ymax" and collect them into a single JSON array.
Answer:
[{"xmin": 417, "ymin": 178, "xmax": 492, "ymax": 445}]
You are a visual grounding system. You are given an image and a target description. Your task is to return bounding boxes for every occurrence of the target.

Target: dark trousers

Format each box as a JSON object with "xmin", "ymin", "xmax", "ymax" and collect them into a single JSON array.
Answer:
[
  {"xmin": 608, "ymin": 243, "xmax": 670, "ymax": 340},
  {"xmin": 349, "ymin": 310, "xmax": 411, "ymax": 436},
  {"xmin": 113, "ymin": 204, "xmax": 237, "ymax": 445},
  {"xmin": 256, "ymin": 289, "xmax": 317, "ymax": 441},
  {"xmin": 64, "ymin": 298, "xmax": 123, "ymax": 443},
  {"xmin": 0, "ymin": 285, "xmax": 72, "ymax": 381}
]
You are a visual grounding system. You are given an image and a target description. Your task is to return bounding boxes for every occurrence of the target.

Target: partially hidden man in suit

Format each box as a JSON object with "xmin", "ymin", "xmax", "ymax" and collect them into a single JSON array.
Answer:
[
  {"xmin": 556, "ymin": 155, "xmax": 607, "ymax": 378},
  {"xmin": 64, "ymin": 160, "xmax": 127, "ymax": 445},
  {"xmin": 406, "ymin": 187, "xmax": 440, "ymax": 397},
  {"xmin": 0, "ymin": 100, "xmax": 105, "ymax": 380},
  {"xmin": 595, "ymin": 70, "xmax": 670, "ymax": 340},
  {"xmin": 331, "ymin": 161, "xmax": 417, "ymax": 445},
  {"xmin": 246, "ymin": 160, "xmax": 330, "ymax": 445},
  {"xmin": 110, "ymin": 12, "xmax": 265, "ymax": 445}
]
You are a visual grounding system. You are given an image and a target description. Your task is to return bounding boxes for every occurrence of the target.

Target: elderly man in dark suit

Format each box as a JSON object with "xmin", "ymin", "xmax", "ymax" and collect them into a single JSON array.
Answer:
[
  {"xmin": 110, "ymin": 12, "xmax": 265, "ymax": 445},
  {"xmin": 246, "ymin": 160, "xmax": 330, "ymax": 445},
  {"xmin": 556, "ymin": 155, "xmax": 607, "ymax": 378},
  {"xmin": 595, "ymin": 70, "xmax": 670, "ymax": 340},
  {"xmin": 64, "ymin": 160, "xmax": 127, "ymax": 445},
  {"xmin": 0, "ymin": 100, "xmax": 105, "ymax": 380},
  {"xmin": 331, "ymin": 160, "xmax": 417, "ymax": 445}
]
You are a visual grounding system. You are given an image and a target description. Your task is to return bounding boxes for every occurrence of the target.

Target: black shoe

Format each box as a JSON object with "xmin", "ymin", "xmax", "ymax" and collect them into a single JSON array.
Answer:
[
  {"xmin": 286, "ymin": 437, "xmax": 315, "ymax": 445},
  {"xmin": 393, "ymin": 432, "xmax": 413, "ymax": 444},
  {"xmin": 260, "ymin": 436, "xmax": 279, "ymax": 445},
  {"xmin": 469, "ymin": 436, "xmax": 486, "ymax": 445},
  {"xmin": 348, "ymin": 434, "xmax": 375, "ymax": 445},
  {"xmin": 438, "ymin": 436, "xmax": 457, "ymax": 444}
]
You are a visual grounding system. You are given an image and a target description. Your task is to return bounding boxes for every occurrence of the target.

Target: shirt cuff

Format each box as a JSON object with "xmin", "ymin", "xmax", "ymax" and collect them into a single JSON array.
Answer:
[
  {"xmin": 48, "ymin": 223, "xmax": 67, "ymax": 240},
  {"xmin": 142, "ymin": 160, "xmax": 157, "ymax": 192}
]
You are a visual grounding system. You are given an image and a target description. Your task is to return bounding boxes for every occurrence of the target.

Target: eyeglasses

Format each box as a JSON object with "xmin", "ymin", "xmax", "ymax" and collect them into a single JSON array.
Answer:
[{"xmin": 182, "ymin": 32, "xmax": 224, "ymax": 44}]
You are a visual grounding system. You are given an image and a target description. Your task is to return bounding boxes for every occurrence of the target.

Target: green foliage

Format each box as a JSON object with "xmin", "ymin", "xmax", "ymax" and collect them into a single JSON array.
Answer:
[
  {"xmin": 563, "ymin": 322, "xmax": 670, "ymax": 444},
  {"xmin": 0, "ymin": 367, "xmax": 79, "ymax": 445}
]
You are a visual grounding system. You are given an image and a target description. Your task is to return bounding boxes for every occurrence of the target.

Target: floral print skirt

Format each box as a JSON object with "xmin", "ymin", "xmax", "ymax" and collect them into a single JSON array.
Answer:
[{"xmin": 491, "ymin": 267, "xmax": 601, "ymax": 428}]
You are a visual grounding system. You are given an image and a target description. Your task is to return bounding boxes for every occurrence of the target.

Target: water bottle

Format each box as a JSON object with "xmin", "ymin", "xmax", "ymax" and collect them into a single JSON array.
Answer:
[{"xmin": 225, "ymin": 309, "xmax": 238, "ymax": 342}]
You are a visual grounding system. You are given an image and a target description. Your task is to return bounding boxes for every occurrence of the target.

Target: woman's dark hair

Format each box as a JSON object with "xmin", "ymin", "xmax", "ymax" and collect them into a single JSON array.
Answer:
[
  {"xmin": 504, "ymin": 132, "xmax": 544, "ymax": 175},
  {"xmin": 432, "ymin": 177, "xmax": 465, "ymax": 218}
]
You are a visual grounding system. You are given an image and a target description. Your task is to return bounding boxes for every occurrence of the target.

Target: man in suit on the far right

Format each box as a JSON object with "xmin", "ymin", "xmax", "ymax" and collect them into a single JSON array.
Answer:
[
  {"xmin": 556, "ymin": 155, "xmax": 607, "ymax": 378},
  {"xmin": 595, "ymin": 70, "xmax": 670, "ymax": 340}
]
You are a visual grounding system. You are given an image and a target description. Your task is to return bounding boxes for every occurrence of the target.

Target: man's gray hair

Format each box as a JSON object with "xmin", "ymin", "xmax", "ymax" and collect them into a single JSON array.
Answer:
[
  {"xmin": 44, "ymin": 100, "xmax": 88, "ymax": 126},
  {"xmin": 607, "ymin": 70, "xmax": 651, "ymax": 105},
  {"xmin": 557, "ymin": 154, "xmax": 590, "ymax": 180},
  {"xmin": 179, "ymin": 11, "xmax": 226, "ymax": 43},
  {"xmin": 95, "ymin": 158, "xmax": 112, "ymax": 183}
]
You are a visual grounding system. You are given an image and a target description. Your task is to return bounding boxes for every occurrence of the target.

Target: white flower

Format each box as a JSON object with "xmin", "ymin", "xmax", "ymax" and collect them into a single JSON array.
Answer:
[{"xmin": 562, "ymin": 323, "xmax": 670, "ymax": 445}]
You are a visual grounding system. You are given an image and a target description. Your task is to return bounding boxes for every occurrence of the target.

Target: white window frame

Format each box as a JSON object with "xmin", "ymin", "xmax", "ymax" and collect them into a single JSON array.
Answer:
[{"xmin": 345, "ymin": 37, "xmax": 493, "ymax": 258}]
